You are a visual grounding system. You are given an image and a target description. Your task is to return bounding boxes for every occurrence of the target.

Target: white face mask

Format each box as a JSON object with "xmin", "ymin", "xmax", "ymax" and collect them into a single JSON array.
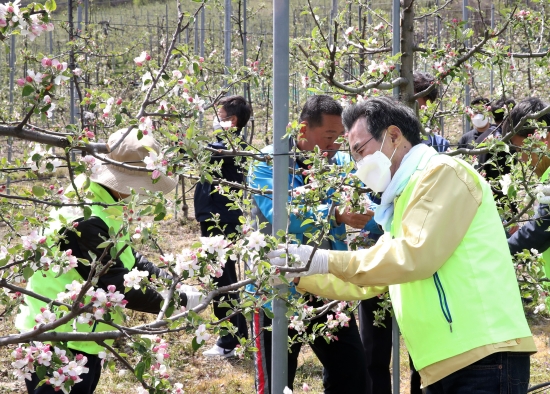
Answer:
[
  {"xmin": 213, "ymin": 118, "xmax": 223, "ymax": 131},
  {"xmin": 355, "ymin": 131, "xmax": 397, "ymax": 193},
  {"xmin": 471, "ymin": 114, "xmax": 489, "ymax": 129}
]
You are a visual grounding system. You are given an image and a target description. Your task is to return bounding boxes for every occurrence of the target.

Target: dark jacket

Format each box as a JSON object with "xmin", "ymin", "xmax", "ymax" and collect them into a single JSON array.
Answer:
[
  {"xmin": 422, "ymin": 134, "xmax": 450, "ymax": 153},
  {"xmin": 194, "ymin": 137, "xmax": 245, "ymax": 224},
  {"xmin": 508, "ymin": 203, "xmax": 550, "ymax": 256},
  {"xmin": 63, "ymin": 216, "xmax": 186, "ymax": 313}
]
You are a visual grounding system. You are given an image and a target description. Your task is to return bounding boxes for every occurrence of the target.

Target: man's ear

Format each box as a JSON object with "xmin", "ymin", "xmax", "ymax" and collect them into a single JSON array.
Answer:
[
  {"xmin": 387, "ymin": 125, "xmax": 403, "ymax": 146},
  {"xmin": 230, "ymin": 115, "xmax": 238, "ymax": 127},
  {"xmin": 298, "ymin": 122, "xmax": 308, "ymax": 140}
]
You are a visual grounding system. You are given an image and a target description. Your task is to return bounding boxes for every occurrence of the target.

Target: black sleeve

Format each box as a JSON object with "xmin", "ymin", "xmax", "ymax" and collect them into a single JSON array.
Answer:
[
  {"xmin": 508, "ymin": 204, "xmax": 550, "ymax": 256},
  {"xmin": 61, "ymin": 217, "xmax": 168, "ymax": 314}
]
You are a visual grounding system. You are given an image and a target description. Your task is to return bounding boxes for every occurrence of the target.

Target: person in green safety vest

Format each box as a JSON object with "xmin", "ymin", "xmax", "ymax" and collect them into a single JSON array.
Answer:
[
  {"xmin": 269, "ymin": 96, "xmax": 536, "ymax": 394},
  {"xmin": 16, "ymin": 129, "xmax": 202, "ymax": 394},
  {"xmin": 507, "ymin": 97, "xmax": 550, "ymax": 305}
]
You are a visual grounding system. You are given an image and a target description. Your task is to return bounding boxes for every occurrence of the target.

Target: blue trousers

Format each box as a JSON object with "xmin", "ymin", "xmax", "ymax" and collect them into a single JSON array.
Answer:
[{"xmin": 425, "ymin": 351, "xmax": 530, "ymax": 394}]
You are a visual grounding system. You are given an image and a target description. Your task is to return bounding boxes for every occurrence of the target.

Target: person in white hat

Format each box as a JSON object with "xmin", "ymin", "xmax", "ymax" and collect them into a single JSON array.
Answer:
[{"xmin": 16, "ymin": 128, "xmax": 202, "ymax": 394}]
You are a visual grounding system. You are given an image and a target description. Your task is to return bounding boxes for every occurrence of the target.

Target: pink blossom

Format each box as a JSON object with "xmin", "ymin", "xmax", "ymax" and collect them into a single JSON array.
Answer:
[
  {"xmin": 41, "ymin": 57, "xmax": 52, "ymax": 67},
  {"xmin": 16, "ymin": 78, "xmax": 25, "ymax": 87}
]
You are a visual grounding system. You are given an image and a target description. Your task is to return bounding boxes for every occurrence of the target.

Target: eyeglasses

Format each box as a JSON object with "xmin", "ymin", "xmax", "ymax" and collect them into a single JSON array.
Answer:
[{"xmin": 351, "ymin": 135, "xmax": 375, "ymax": 161}]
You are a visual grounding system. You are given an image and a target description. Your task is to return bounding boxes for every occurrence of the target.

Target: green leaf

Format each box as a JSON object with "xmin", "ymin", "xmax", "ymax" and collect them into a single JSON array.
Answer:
[
  {"xmin": 192, "ymin": 337, "xmax": 201, "ymax": 351},
  {"xmin": 134, "ymin": 361, "xmax": 145, "ymax": 380},
  {"xmin": 36, "ymin": 366, "xmax": 48, "ymax": 380},
  {"xmin": 83, "ymin": 206, "xmax": 92, "ymax": 219},
  {"xmin": 22, "ymin": 85, "xmax": 34, "ymax": 97},
  {"xmin": 96, "ymin": 241, "xmax": 112, "ymax": 249},
  {"xmin": 264, "ymin": 308, "xmax": 274, "ymax": 319},
  {"xmin": 23, "ymin": 266, "xmax": 34, "ymax": 280},
  {"xmin": 115, "ymin": 114, "xmax": 122, "ymax": 126},
  {"xmin": 45, "ymin": 0, "xmax": 57, "ymax": 12},
  {"xmin": 32, "ymin": 185, "xmax": 45, "ymax": 197}
]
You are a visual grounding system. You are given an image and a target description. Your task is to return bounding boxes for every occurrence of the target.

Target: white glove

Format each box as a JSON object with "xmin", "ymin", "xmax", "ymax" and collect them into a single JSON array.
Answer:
[
  {"xmin": 179, "ymin": 284, "xmax": 203, "ymax": 310},
  {"xmin": 267, "ymin": 244, "xmax": 330, "ymax": 278}
]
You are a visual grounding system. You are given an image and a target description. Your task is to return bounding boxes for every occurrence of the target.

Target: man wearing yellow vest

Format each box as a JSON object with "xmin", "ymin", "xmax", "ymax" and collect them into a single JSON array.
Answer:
[
  {"xmin": 507, "ymin": 97, "xmax": 550, "ymax": 306},
  {"xmin": 269, "ymin": 96, "xmax": 536, "ymax": 393},
  {"xmin": 16, "ymin": 129, "xmax": 202, "ymax": 394}
]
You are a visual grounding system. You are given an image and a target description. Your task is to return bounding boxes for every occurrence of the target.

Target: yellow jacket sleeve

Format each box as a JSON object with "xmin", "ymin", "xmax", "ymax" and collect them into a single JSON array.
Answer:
[
  {"xmin": 328, "ymin": 159, "xmax": 482, "ymax": 287},
  {"xmin": 296, "ymin": 273, "xmax": 387, "ymax": 301}
]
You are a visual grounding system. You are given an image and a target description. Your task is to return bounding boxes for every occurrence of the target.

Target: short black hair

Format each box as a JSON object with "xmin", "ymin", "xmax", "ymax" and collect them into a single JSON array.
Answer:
[
  {"xmin": 505, "ymin": 97, "xmax": 550, "ymax": 138},
  {"xmin": 299, "ymin": 95, "xmax": 343, "ymax": 127},
  {"xmin": 342, "ymin": 96, "xmax": 423, "ymax": 146},
  {"xmin": 489, "ymin": 98, "xmax": 516, "ymax": 123},
  {"xmin": 413, "ymin": 72, "xmax": 438, "ymax": 103},
  {"xmin": 217, "ymin": 95, "xmax": 252, "ymax": 131},
  {"xmin": 470, "ymin": 97, "xmax": 490, "ymax": 107}
]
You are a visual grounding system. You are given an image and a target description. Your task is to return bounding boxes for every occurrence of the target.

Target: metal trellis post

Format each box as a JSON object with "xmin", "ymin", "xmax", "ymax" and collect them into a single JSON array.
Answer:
[
  {"xmin": 490, "ymin": 4, "xmax": 495, "ymax": 98},
  {"xmin": 272, "ymin": 0, "xmax": 290, "ymax": 392},
  {"xmin": 243, "ymin": 0, "xmax": 248, "ymax": 141},
  {"xmin": 224, "ymin": 0, "xmax": 231, "ymax": 88},
  {"xmin": 392, "ymin": 1, "xmax": 401, "ymax": 392},
  {"xmin": 463, "ymin": 0, "xmax": 471, "ymax": 135},
  {"xmin": 7, "ymin": 35, "xmax": 15, "ymax": 195}
]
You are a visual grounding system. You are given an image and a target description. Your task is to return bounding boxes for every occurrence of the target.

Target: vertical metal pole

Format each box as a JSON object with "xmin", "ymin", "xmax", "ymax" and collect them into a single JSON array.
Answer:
[
  {"xmin": 84, "ymin": 0, "xmax": 88, "ymax": 28},
  {"xmin": 224, "ymin": 0, "xmax": 232, "ymax": 87},
  {"xmin": 243, "ymin": 0, "xmax": 248, "ymax": 141},
  {"xmin": 463, "ymin": 0, "xmax": 471, "ymax": 134},
  {"xmin": 423, "ymin": 17, "xmax": 427, "ymax": 72},
  {"xmin": 69, "ymin": 0, "xmax": 76, "ymax": 162},
  {"xmin": 392, "ymin": 0, "xmax": 401, "ymax": 390},
  {"xmin": 436, "ymin": 0, "xmax": 444, "ymax": 138},
  {"xmin": 272, "ymin": 0, "xmax": 290, "ymax": 392},
  {"xmin": 490, "ymin": 4, "xmax": 495, "ymax": 98},
  {"xmin": 194, "ymin": 13, "xmax": 199, "ymax": 53},
  {"xmin": 367, "ymin": 0, "xmax": 373, "ymax": 60},
  {"xmin": 9, "ymin": 35, "xmax": 15, "ymax": 117},
  {"xmin": 200, "ymin": 6, "xmax": 205, "ymax": 129},
  {"xmin": 201, "ymin": 6, "xmax": 205, "ymax": 58},
  {"xmin": 7, "ymin": 35, "xmax": 15, "ymax": 195},
  {"xmin": 76, "ymin": 3, "xmax": 82, "ymax": 120}
]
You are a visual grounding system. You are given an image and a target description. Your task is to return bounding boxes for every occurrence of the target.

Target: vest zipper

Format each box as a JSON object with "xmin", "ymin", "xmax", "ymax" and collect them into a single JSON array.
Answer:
[{"xmin": 433, "ymin": 272, "xmax": 453, "ymax": 333}]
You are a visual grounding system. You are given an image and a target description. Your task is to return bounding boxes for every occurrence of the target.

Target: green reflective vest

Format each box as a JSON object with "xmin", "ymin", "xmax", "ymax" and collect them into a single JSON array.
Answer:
[
  {"xmin": 389, "ymin": 152, "xmax": 531, "ymax": 371},
  {"xmin": 15, "ymin": 179, "xmax": 135, "ymax": 355},
  {"xmin": 538, "ymin": 168, "xmax": 550, "ymax": 276}
]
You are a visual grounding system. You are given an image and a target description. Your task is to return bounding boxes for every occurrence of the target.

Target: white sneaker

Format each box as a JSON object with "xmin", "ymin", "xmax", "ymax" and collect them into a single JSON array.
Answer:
[{"xmin": 202, "ymin": 344, "xmax": 236, "ymax": 358}]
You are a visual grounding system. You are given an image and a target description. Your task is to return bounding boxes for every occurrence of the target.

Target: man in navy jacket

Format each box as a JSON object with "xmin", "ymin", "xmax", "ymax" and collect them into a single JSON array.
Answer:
[{"xmin": 194, "ymin": 95, "xmax": 252, "ymax": 358}]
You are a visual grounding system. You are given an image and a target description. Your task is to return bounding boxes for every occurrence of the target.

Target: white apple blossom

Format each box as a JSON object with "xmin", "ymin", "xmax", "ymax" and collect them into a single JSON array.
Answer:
[
  {"xmin": 34, "ymin": 308, "xmax": 56, "ymax": 326},
  {"xmin": 174, "ymin": 249, "xmax": 200, "ymax": 277},
  {"xmin": 124, "ymin": 268, "xmax": 149, "ymax": 290},
  {"xmin": 27, "ymin": 70, "xmax": 44, "ymax": 84},
  {"xmin": 195, "ymin": 324, "xmax": 211, "ymax": 344},
  {"xmin": 82, "ymin": 155, "xmax": 102, "ymax": 174},
  {"xmin": 247, "ymin": 231, "xmax": 267, "ymax": 251},
  {"xmin": 138, "ymin": 115, "xmax": 155, "ymax": 135},
  {"xmin": 21, "ymin": 230, "xmax": 46, "ymax": 251},
  {"xmin": 134, "ymin": 51, "xmax": 150, "ymax": 66},
  {"xmin": 499, "ymin": 174, "xmax": 512, "ymax": 196}
]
